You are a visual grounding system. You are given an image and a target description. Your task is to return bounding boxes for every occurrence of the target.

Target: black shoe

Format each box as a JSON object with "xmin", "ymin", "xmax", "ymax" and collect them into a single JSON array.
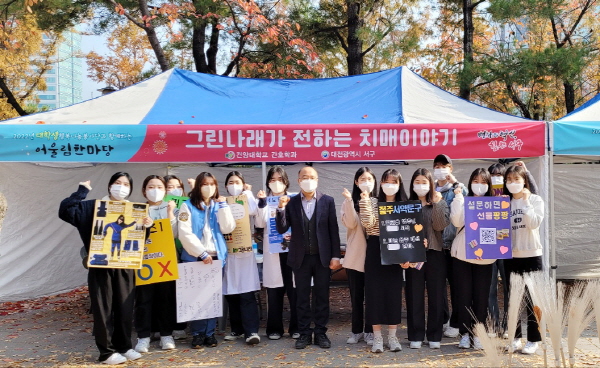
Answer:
[
  {"xmin": 314, "ymin": 333, "xmax": 331, "ymax": 349},
  {"xmin": 204, "ymin": 334, "xmax": 218, "ymax": 347},
  {"xmin": 191, "ymin": 334, "xmax": 205, "ymax": 349},
  {"xmin": 295, "ymin": 334, "xmax": 312, "ymax": 349}
]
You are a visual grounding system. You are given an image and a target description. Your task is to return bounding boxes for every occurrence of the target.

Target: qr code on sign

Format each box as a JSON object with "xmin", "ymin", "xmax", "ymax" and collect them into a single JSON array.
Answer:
[{"xmin": 480, "ymin": 228, "xmax": 497, "ymax": 244}]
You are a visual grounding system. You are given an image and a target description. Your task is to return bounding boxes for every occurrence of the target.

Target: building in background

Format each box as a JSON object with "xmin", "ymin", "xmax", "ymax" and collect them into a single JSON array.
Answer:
[{"xmin": 37, "ymin": 30, "xmax": 83, "ymax": 111}]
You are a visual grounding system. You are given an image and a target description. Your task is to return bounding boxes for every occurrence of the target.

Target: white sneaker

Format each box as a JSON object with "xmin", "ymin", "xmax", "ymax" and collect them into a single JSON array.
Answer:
[
  {"xmin": 291, "ymin": 332, "xmax": 300, "ymax": 339},
  {"xmin": 346, "ymin": 332, "xmax": 364, "ymax": 344},
  {"xmin": 388, "ymin": 336, "xmax": 402, "ymax": 352},
  {"xmin": 246, "ymin": 333, "xmax": 260, "ymax": 345},
  {"xmin": 123, "ymin": 349, "xmax": 142, "ymax": 361},
  {"xmin": 502, "ymin": 332, "xmax": 509, "ymax": 339},
  {"xmin": 443, "ymin": 321, "xmax": 450, "ymax": 331},
  {"xmin": 268, "ymin": 333, "xmax": 282, "ymax": 340},
  {"xmin": 410, "ymin": 341, "xmax": 422, "ymax": 349},
  {"xmin": 444, "ymin": 326, "xmax": 460, "ymax": 338},
  {"xmin": 371, "ymin": 336, "xmax": 384, "ymax": 353},
  {"xmin": 458, "ymin": 334, "xmax": 470, "ymax": 349},
  {"xmin": 365, "ymin": 332, "xmax": 374, "ymax": 346},
  {"xmin": 473, "ymin": 336, "xmax": 483, "ymax": 350},
  {"xmin": 134, "ymin": 337, "xmax": 150, "ymax": 353},
  {"xmin": 160, "ymin": 335, "xmax": 176, "ymax": 350},
  {"xmin": 506, "ymin": 338, "xmax": 523, "ymax": 352},
  {"xmin": 224, "ymin": 332, "xmax": 244, "ymax": 341},
  {"xmin": 173, "ymin": 330, "xmax": 187, "ymax": 340},
  {"xmin": 102, "ymin": 353, "xmax": 127, "ymax": 365},
  {"xmin": 522, "ymin": 341, "xmax": 538, "ymax": 355},
  {"xmin": 429, "ymin": 341, "xmax": 441, "ymax": 349}
]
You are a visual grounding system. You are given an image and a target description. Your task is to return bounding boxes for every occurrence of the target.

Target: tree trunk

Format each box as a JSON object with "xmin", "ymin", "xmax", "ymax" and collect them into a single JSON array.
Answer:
[
  {"xmin": 206, "ymin": 19, "xmax": 220, "ymax": 74},
  {"xmin": 192, "ymin": 20, "xmax": 209, "ymax": 73},
  {"xmin": 460, "ymin": 0, "xmax": 474, "ymax": 100},
  {"xmin": 505, "ymin": 82, "xmax": 531, "ymax": 119},
  {"xmin": 0, "ymin": 77, "xmax": 28, "ymax": 116},
  {"xmin": 346, "ymin": 1, "xmax": 363, "ymax": 75},
  {"xmin": 563, "ymin": 80, "xmax": 575, "ymax": 113},
  {"xmin": 138, "ymin": 0, "xmax": 169, "ymax": 72}
]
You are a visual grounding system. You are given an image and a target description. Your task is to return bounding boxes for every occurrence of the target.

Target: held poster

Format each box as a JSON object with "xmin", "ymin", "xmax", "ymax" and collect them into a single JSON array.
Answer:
[
  {"xmin": 224, "ymin": 195, "xmax": 252, "ymax": 253},
  {"xmin": 377, "ymin": 201, "xmax": 426, "ymax": 265},
  {"xmin": 267, "ymin": 196, "xmax": 291, "ymax": 254},
  {"xmin": 464, "ymin": 197, "xmax": 512, "ymax": 260},
  {"xmin": 136, "ymin": 219, "xmax": 179, "ymax": 286},
  {"xmin": 88, "ymin": 200, "xmax": 148, "ymax": 269},
  {"xmin": 176, "ymin": 261, "xmax": 223, "ymax": 323}
]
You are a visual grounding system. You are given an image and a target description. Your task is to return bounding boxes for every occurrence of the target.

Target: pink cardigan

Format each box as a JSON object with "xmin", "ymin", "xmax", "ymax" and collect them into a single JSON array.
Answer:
[{"xmin": 340, "ymin": 198, "xmax": 367, "ymax": 272}]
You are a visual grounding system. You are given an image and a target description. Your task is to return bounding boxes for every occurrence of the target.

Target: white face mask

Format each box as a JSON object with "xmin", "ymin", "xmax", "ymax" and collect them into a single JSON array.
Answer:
[
  {"xmin": 358, "ymin": 181, "xmax": 374, "ymax": 193},
  {"xmin": 227, "ymin": 184, "xmax": 244, "ymax": 196},
  {"xmin": 381, "ymin": 183, "xmax": 399, "ymax": 196},
  {"xmin": 299, "ymin": 179, "xmax": 318, "ymax": 193},
  {"xmin": 168, "ymin": 188, "xmax": 183, "ymax": 197},
  {"xmin": 269, "ymin": 181, "xmax": 286, "ymax": 194},
  {"xmin": 110, "ymin": 184, "xmax": 130, "ymax": 201},
  {"xmin": 413, "ymin": 184, "xmax": 430, "ymax": 197},
  {"xmin": 146, "ymin": 189, "xmax": 165, "ymax": 203},
  {"xmin": 506, "ymin": 182, "xmax": 524, "ymax": 194},
  {"xmin": 434, "ymin": 168, "xmax": 450, "ymax": 181},
  {"xmin": 491, "ymin": 176, "xmax": 504, "ymax": 186},
  {"xmin": 471, "ymin": 183, "xmax": 489, "ymax": 196},
  {"xmin": 201, "ymin": 184, "xmax": 216, "ymax": 198}
]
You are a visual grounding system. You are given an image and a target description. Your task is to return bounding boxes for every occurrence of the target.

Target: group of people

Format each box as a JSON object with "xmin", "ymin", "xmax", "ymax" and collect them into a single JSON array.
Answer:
[{"xmin": 58, "ymin": 154, "xmax": 544, "ymax": 364}]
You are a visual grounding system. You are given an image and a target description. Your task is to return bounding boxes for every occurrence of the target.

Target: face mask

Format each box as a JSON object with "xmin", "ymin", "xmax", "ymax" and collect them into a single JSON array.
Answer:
[
  {"xmin": 168, "ymin": 188, "xmax": 183, "ymax": 197},
  {"xmin": 269, "ymin": 181, "xmax": 286, "ymax": 194},
  {"xmin": 146, "ymin": 189, "xmax": 165, "ymax": 203},
  {"xmin": 110, "ymin": 184, "xmax": 130, "ymax": 201},
  {"xmin": 299, "ymin": 179, "xmax": 317, "ymax": 193},
  {"xmin": 201, "ymin": 185, "xmax": 216, "ymax": 198},
  {"xmin": 413, "ymin": 184, "xmax": 430, "ymax": 197},
  {"xmin": 506, "ymin": 182, "xmax": 524, "ymax": 194},
  {"xmin": 491, "ymin": 176, "xmax": 504, "ymax": 186},
  {"xmin": 358, "ymin": 181, "xmax": 374, "ymax": 193},
  {"xmin": 227, "ymin": 184, "xmax": 243, "ymax": 196},
  {"xmin": 471, "ymin": 183, "xmax": 489, "ymax": 196},
  {"xmin": 434, "ymin": 168, "xmax": 450, "ymax": 181},
  {"xmin": 381, "ymin": 183, "xmax": 399, "ymax": 196}
]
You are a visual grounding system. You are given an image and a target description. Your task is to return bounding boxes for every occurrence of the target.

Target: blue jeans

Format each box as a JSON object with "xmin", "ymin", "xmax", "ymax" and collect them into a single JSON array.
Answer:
[{"xmin": 191, "ymin": 317, "xmax": 217, "ymax": 337}]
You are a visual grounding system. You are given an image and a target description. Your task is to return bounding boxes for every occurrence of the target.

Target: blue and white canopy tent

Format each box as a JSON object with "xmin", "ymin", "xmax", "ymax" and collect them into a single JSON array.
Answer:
[{"xmin": 0, "ymin": 67, "xmax": 547, "ymax": 301}]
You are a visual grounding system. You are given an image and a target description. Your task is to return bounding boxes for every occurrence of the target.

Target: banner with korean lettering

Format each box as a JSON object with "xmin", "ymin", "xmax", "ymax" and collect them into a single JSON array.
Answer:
[
  {"xmin": 464, "ymin": 197, "xmax": 512, "ymax": 260},
  {"xmin": 0, "ymin": 122, "xmax": 545, "ymax": 162},
  {"xmin": 377, "ymin": 201, "xmax": 426, "ymax": 265},
  {"xmin": 136, "ymin": 219, "xmax": 179, "ymax": 285}
]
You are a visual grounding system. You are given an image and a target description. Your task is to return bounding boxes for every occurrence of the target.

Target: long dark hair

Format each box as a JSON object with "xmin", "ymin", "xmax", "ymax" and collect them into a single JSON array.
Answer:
[
  {"xmin": 164, "ymin": 174, "xmax": 186, "ymax": 196},
  {"xmin": 503, "ymin": 165, "xmax": 531, "ymax": 198},
  {"xmin": 351, "ymin": 167, "xmax": 377, "ymax": 211},
  {"xmin": 488, "ymin": 163, "xmax": 506, "ymax": 176},
  {"xmin": 377, "ymin": 168, "xmax": 408, "ymax": 202},
  {"xmin": 142, "ymin": 175, "xmax": 166, "ymax": 198},
  {"xmin": 467, "ymin": 168, "xmax": 493, "ymax": 196},
  {"xmin": 266, "ymin": 166, "xmax": 290, "ymax": 195},
  {"xmin": 189, "ymin": 172, "xmax": 219, "ymax": 209},
  {"xmin": 409, "ymin": 168, "xmax": 435, "ymax": 203},
  {"xmin": 107, "ymin": 172, "xmax": 133, "ymax": 198}
]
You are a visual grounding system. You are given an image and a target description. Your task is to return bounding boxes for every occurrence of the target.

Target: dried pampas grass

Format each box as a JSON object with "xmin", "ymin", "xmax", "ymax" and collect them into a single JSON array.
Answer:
[
  {"xmin": 506, "ymin": 273, "xmax": 526, "ymax": 366},
  {"xmin": 474, "ymin": 322, "xmax": 506, "ymax": 367},
  {"xmin": 566, "ymin": 281, "xmax": 595, "ymax": 368}
]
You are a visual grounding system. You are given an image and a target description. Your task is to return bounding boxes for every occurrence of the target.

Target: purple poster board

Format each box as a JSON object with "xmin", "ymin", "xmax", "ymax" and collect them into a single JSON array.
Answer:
[{"xmin": 464, "ymin": 197, "xmax": 512, "ymax": 260}]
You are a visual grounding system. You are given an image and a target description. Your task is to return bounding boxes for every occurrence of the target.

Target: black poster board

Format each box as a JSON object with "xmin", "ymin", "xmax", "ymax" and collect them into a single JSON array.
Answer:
[{"xmin": 378, "ymin": 200, "xmax": 426, "ymax": 265}]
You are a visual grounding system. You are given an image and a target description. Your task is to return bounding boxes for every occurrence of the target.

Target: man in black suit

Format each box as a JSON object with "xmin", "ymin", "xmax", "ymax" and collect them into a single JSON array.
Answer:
[{"xmin": 276, "ymin": 166, "xmax": 342, "ymax": 349}]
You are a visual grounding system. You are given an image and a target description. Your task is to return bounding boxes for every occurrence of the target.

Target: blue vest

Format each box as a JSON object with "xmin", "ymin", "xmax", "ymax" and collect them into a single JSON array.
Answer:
[{"xmin": 180, "ymin": 199, "xmax": 228, "ymax": 266}]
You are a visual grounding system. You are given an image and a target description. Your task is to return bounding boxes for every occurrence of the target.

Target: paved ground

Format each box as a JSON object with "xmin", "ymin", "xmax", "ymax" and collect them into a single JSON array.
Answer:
[{"xmin": 1, "ymin": 285, "xmax": 599, "ymax": 367}]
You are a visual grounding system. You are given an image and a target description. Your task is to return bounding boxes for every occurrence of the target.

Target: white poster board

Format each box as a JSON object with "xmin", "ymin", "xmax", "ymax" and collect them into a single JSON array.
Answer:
[{"xmin": 176, "ymin": 260, "xmax": 223, "ymax": 323}]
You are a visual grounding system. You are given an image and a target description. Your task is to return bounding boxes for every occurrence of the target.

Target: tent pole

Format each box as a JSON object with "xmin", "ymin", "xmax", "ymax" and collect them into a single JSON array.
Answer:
[
  {"xmin": 262, "ymin": 162, "xmax": 267, "ymax": 191},
  {"xmin": 548, "ymin": 122, "xmax": 556, "ymax": 282}
]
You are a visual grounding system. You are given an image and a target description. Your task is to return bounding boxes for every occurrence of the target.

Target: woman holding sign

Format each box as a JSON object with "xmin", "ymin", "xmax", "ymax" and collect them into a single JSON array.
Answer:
[
  {"xmin": 449, "ymin": 168, "xmax": 495, "ymax": 350},
  {"xmin": 222, "ymin": 171, "xmax": 261, "ymax": 345},
  {"xmin": 404, "ymin": 168, "xmax": 450, "ymax": 350},
  {"xmin": 177, "ymin": 172, "xmax": 236, "ymax": 349},
  {"xmin": 358, "ymin": 168, "xmax": 407, "ymax": 353}
]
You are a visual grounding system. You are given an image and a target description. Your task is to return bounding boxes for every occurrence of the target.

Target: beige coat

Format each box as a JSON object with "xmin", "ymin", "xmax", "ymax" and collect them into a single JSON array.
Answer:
[{"xmin": 340, "ymin": 198, "xmax": 367, "ymax": 272}]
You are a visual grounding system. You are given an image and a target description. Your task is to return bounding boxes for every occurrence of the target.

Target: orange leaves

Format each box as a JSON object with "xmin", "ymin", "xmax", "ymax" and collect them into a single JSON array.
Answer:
[{"xmin": 114, "ymin": 3, "xmax": 125, "ymax": 15}]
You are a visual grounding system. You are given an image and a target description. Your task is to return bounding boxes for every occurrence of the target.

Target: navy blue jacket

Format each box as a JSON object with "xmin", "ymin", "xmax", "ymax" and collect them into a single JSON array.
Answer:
[{"xmin": 58, "ymin": 185, "xmax": 95, "ymax": 252}]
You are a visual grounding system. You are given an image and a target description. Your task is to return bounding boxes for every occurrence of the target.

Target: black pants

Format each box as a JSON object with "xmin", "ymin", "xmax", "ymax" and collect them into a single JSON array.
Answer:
[
  {"xmin": 266, "ymin": 253, "xmax": 298, "ymax": 336},
  {"xmin": 294, "ymin": 254, "xmax": 331, "ymax": 335},
  {"xmin": 405, "ymin": 249, "xmax": 446, "ymax": 342},
  {"xmin": 503, "ymin": 256, "xmax": 543, "ymax": 342},
  {"xmin": 346, "ymin": 269, "xmax": 373, "ymax": 334},
  {"xmin": 225, "ymin": 291, "xmax": 260, "ymax": 336},
  {"xmin": 489, "ymin": 259, "xmax": 509, "ymax": 332},
  {"xmin": 443, "ymin": 249, "xmax": 459, "ymax": 328},
  {"xmin": 452, "ymin": 258, "xmax": 493, "ymax": 335},
  {"xmin": 134, "ymin": 280, "xmax": 175, "ymax": 338},
  {"xmin": 88, "ymin": 268, "xmax": 135, "ymax": 362}
]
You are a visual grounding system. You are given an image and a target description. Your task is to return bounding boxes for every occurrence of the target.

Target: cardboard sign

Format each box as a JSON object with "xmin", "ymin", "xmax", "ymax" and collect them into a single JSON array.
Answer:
[
  {"xmin": 135, "ymin": 219, "xmax": 179, "ymax": 285},
  {"xmin": 464, "ymin": 197, "xmax": 512, "ymax": 259},
  {"xmin": 224, "ymin": 194, "xmax": 252, "ymax": 253},
  {"xmin": 267, "ymin": 196, "xmax": 291, "ymax": 253},
  {"xmin": 377, "ymin": 201, "xmax": 426, "ymax": 265},
  {"xmin": 88, "ymin": 200, "xmax": 147, "ymax": 269},
  {"xmin": 176, "ymin": 261, "xmax": 223, "ymax": 323}
]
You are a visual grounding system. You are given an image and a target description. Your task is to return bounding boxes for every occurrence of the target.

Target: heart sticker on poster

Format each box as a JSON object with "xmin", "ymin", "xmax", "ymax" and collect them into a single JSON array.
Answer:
[
  {"xmin": 500, "ymin": 246, "xmax": 509, "ymax": 254},
  {"xmin": 501, "ymin": 201, "xmax": 510, "ymax": 209},
  {"xmin": 469, "ymin": 222, "xmax": 478, "ymax": 230},
  {"xmin": 474, "ymin": 248, "xmax": 484, "ymax": 258},
  {"xmin": 414, "ymin": 224, "xmax": 423, "ymax": 233}
]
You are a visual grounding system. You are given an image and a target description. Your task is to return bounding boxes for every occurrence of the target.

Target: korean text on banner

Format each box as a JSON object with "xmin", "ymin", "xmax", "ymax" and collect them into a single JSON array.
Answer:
[
  {"xmin": 377, "ymin": 201, "xmax": 426, "ymax": 265},
  {"xmin": 176, "ymin": 261, "xmax": 223, "ymax": 323},
  {"xmin": 88, "ymin": 200, "xmax": 147, "ymax": 269},
  {"xmin": 464, "ymin": 197, "xmax": 512, "ymax": 260},
  {"xmin": 224, "ymin": 195, "xmax": 252, "ymax": 253},
  {"xmin": 136, "ymin": 219, "xmax": 179, "ymax": 286},
  {"xmin": 267, "ymin": 196, "xmax": 290, "ymax": 254}
]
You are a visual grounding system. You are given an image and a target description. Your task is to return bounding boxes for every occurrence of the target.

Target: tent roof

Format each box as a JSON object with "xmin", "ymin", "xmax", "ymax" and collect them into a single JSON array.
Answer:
[
  {"xmin": 3, "ymin": 67, "xmax": 529, "ymax": 126},
  {"xmin": 557, "ymin": 93, "xmax": 600, "ymax": 121}
]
